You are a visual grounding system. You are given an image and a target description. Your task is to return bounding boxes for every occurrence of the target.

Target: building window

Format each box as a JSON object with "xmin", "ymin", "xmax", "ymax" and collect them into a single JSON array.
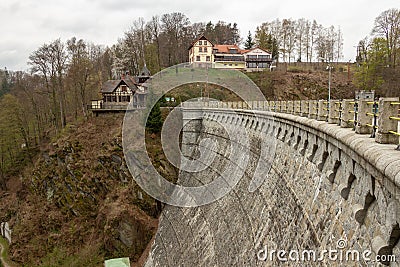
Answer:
[
  {"xmin": 229, "ymin": 64, "xmax": 232, "ymax": 66},
  {"xmin": 120, "ymin": 96, "xmax": 130, "ymax": 102},
  {"xmin": 199, "ymin": 47, "xmax": 202, "ymax": 52},
  {"xmin": 206, "ymin": 56, "xmax": 210, "ymax": 61},
  {"xmin": 196, "ymin": 56, "xmax": 200, "ymax": 61},
  {"xmin": 121, "ymin": 85, "xmax": 127, "ymax": 92},
  {"xmin": 204, "ymin": 41, "xmax": 207, "ymax": 45},
  {"xmin": 235, "ymin": 64, "xmax": 238, "ymax": 66},
  {"xmin": 204, "ymin": 47, "xmax": 207, "ymax": 52},
  {"xmin": 199, "ymin": 40, "xmax": 202, "ymax": 45},
  {"xmin": 247, "ymin": 62, "xmax": 257, "ymax": 68}
]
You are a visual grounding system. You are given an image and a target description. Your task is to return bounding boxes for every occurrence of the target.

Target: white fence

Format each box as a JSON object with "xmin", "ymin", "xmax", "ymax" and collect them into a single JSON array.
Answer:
[{"xmin": 0, "ymin": 222, "xmax": 11, "ymax": 243}]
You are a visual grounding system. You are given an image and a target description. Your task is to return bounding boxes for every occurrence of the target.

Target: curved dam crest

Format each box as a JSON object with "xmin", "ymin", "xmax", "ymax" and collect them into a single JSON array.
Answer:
[{"xmin": 144, "ymin": 106, "xmax": 400, "ymax": 266}]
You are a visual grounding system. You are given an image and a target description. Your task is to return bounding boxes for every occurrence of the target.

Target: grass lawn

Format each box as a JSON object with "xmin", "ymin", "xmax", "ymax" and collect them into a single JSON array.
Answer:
[{"xmin": 0, "ymin": 236, "xmax": 16, "ymax": 267}]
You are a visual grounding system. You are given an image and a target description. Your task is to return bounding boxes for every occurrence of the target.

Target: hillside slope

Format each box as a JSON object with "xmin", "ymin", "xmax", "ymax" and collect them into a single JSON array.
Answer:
[
  {"xmin": 246, "ymin": 69, "xmax": 357, "ymax": 100},
  {"xmin": 0, "ymin": 113, "xmax": 177, "ymax": 266},
  {"xmin": 247, "ymin": 64, "xmax": 400, "ymax": 100}
]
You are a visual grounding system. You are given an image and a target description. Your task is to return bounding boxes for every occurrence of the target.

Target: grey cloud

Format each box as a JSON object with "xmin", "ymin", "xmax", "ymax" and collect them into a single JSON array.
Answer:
[
  {"xmin": 0, "ymin": 43, "xmax": 31, "ymax": 70},
  {"xmin": 1, "ymin": 0, "xmax": 400, "ymax": 70}
]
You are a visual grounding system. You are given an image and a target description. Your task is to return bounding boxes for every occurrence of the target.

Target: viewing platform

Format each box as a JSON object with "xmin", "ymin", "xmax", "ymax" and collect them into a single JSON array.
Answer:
[{"xmin": 88, "ymin": 100, "xmax": 145, "ymax": 114}]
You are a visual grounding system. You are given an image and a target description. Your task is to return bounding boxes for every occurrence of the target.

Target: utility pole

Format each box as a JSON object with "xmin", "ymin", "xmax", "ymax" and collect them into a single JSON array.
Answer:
[
  {"xmin": 347, "ymin": 60, "xmax": 351, "ymax": 84},
  {"xmin": 328, "ymin": 61, "xmax": 332, "ymax": 105},
  {"xmin": 320, "ymin": 57, "xmax": 333, "ymax": 113}
]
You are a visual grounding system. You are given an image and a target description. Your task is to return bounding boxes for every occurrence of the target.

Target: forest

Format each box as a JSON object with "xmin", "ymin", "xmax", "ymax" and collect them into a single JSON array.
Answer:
[{"xmin": 0, "ymin": 8, "xmax": 399, "ymax": 190}]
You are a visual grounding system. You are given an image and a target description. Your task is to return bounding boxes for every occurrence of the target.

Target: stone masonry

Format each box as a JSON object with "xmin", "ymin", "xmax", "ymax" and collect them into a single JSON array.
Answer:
[{"xmin": 145, "ymin": 104, "xmax": 400, "ymax": 266}]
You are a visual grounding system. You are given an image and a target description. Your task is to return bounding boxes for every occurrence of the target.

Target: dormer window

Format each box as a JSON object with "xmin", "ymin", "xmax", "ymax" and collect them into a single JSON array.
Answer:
[{"xmin": 229, "ymin": 48, "xmax": 237, "ymax": 54}]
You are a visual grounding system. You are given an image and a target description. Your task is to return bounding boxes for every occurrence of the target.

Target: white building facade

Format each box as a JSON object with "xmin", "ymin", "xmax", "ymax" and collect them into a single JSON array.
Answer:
[{"xmin": 189, "ymin": 36, "xmax": 273, "ymax": 71}]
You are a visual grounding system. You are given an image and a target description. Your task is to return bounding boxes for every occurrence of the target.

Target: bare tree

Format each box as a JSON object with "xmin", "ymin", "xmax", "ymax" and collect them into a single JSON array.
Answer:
[
  {"xmin": 280, "ymin": 19, "xmax": 291, "ymax": 62},
  {"xmin": 336, "ymin": 27, "xmax": 344, "ymax": 63},
  {"xmin": 304, "ymin": 20, "xmax": 312, "ymax": 62},
  {"xmin": 295, "ymin": 18, "xmax": 307, "ymax": 62},
  {"xmin": 29, "ymin": 39, "xmax": 67, "ymax": 130},
  {"xmin": 356, "ymin": 37, "xmax": 369, "ymax": 63},
  {"xmin": 190, "ymin": 22, "xmax": 206, "ymax": 39},
  {"xmin": 286, "ymin": 20, "xmax": 296, "ymax": 63},
  {"xmin": 310, "ymin": 20, "xmax": 319, "ymax": 62},
  {"xmin": 67, "ymin": 37, "xmax": 91, "ymax": 119},
  {"xmin": 134, "ymin": 18, "xmax": 147, "ymax": 67},
  {"xmin": 147, "ymin": 16, "xmax": 162, "ymax": 71},
  {"xmin": 372, "ymin": 8, "xmax": 400, "ymax": 68},
  {"xmin": 161, "ymin": 12, "xmax": 190, "ymax": 65}
]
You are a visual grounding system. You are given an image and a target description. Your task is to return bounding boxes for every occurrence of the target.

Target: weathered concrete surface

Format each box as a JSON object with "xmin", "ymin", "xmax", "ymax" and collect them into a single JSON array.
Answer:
[{"xmin": 145, "ymin": 108, "xmax": 400, "ymax": 266}]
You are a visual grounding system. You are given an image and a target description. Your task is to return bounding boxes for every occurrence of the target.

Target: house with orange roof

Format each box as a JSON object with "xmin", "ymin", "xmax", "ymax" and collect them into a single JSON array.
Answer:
[
  {"xmin": 213, "ymin": 44, "xmax": 245, "ymax": 69},
  {"xmin": 188, "ymin": 35, "xmax": 273, "ymax": 71}
]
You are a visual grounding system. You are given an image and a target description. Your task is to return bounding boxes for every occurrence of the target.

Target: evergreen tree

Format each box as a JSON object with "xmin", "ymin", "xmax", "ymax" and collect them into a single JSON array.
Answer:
[
  {"xmin": 231, "ymin": 23, "xmax": 241, "ymax": 45},
  {"xmin": 244, "ymin": 31, "xmax": 255, "ymax": 49},
  {"xmin": 256, "ymin": 27, "xmax": 268, "ymax": 49},
  {"xmin": 146, "ymin": 102, "xmax": 163, "ymax": 134}
]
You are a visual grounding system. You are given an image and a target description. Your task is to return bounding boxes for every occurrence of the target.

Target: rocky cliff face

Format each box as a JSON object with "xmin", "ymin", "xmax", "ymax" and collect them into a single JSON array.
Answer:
[{"xmin": 0, "ymin": 113, "xmax": 175, "ymax": 266}]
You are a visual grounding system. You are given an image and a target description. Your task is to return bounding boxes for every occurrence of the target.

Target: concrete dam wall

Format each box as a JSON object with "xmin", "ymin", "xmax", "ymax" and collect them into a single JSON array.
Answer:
[{"xmin": 144, "ymin": 106, "xmax": 400, "ymax": 266}]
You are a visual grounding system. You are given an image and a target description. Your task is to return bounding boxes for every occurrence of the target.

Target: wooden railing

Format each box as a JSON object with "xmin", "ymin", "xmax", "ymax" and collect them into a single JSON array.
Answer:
[{"xmin": 88, "ymin": 100, "xmax": 144, "ymax": 111}]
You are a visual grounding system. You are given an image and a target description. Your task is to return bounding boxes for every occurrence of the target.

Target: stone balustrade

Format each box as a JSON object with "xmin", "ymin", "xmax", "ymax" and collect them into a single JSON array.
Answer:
[{"xmin": 183, "ymin": 98, "xmax": 400, "ymax": 146}]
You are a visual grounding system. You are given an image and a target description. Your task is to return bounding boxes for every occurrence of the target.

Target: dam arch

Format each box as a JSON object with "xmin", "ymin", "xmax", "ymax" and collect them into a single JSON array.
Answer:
[{"xmin": 145, "ymin": 103, "xmax": 400, "ymax": 266}]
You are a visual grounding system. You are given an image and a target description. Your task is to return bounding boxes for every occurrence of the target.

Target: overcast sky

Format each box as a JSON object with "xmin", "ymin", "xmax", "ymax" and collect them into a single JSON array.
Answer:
[{"xmin": 1, "ymin": 0, "xmax": 398, "ymax": 71}]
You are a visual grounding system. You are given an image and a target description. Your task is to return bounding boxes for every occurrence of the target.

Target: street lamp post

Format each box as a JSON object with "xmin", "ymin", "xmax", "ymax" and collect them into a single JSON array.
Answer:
[
  {"xmin": 320, "ymin": 57, "xmax": 333, "ymax": 115},
  {"xmin": 328, "ymin": 62, "xmax": 331, "ymax": 106}
]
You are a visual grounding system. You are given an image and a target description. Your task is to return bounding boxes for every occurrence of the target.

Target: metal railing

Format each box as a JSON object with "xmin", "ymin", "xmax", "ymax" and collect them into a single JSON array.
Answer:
[
  {"xmin": 213, "ymin": 56, "xmax": 245, "ymax": 62},
  {"xmin": 88, "ymin": 101, "xmax": 143, "ymax": 111},
  {"xmin": 365, "ymin": 101, "xmax": 379, "ymax": 138},
  {"xmin": 389, "ymin": 102, "xmax": 400, "ymax": 140}
]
